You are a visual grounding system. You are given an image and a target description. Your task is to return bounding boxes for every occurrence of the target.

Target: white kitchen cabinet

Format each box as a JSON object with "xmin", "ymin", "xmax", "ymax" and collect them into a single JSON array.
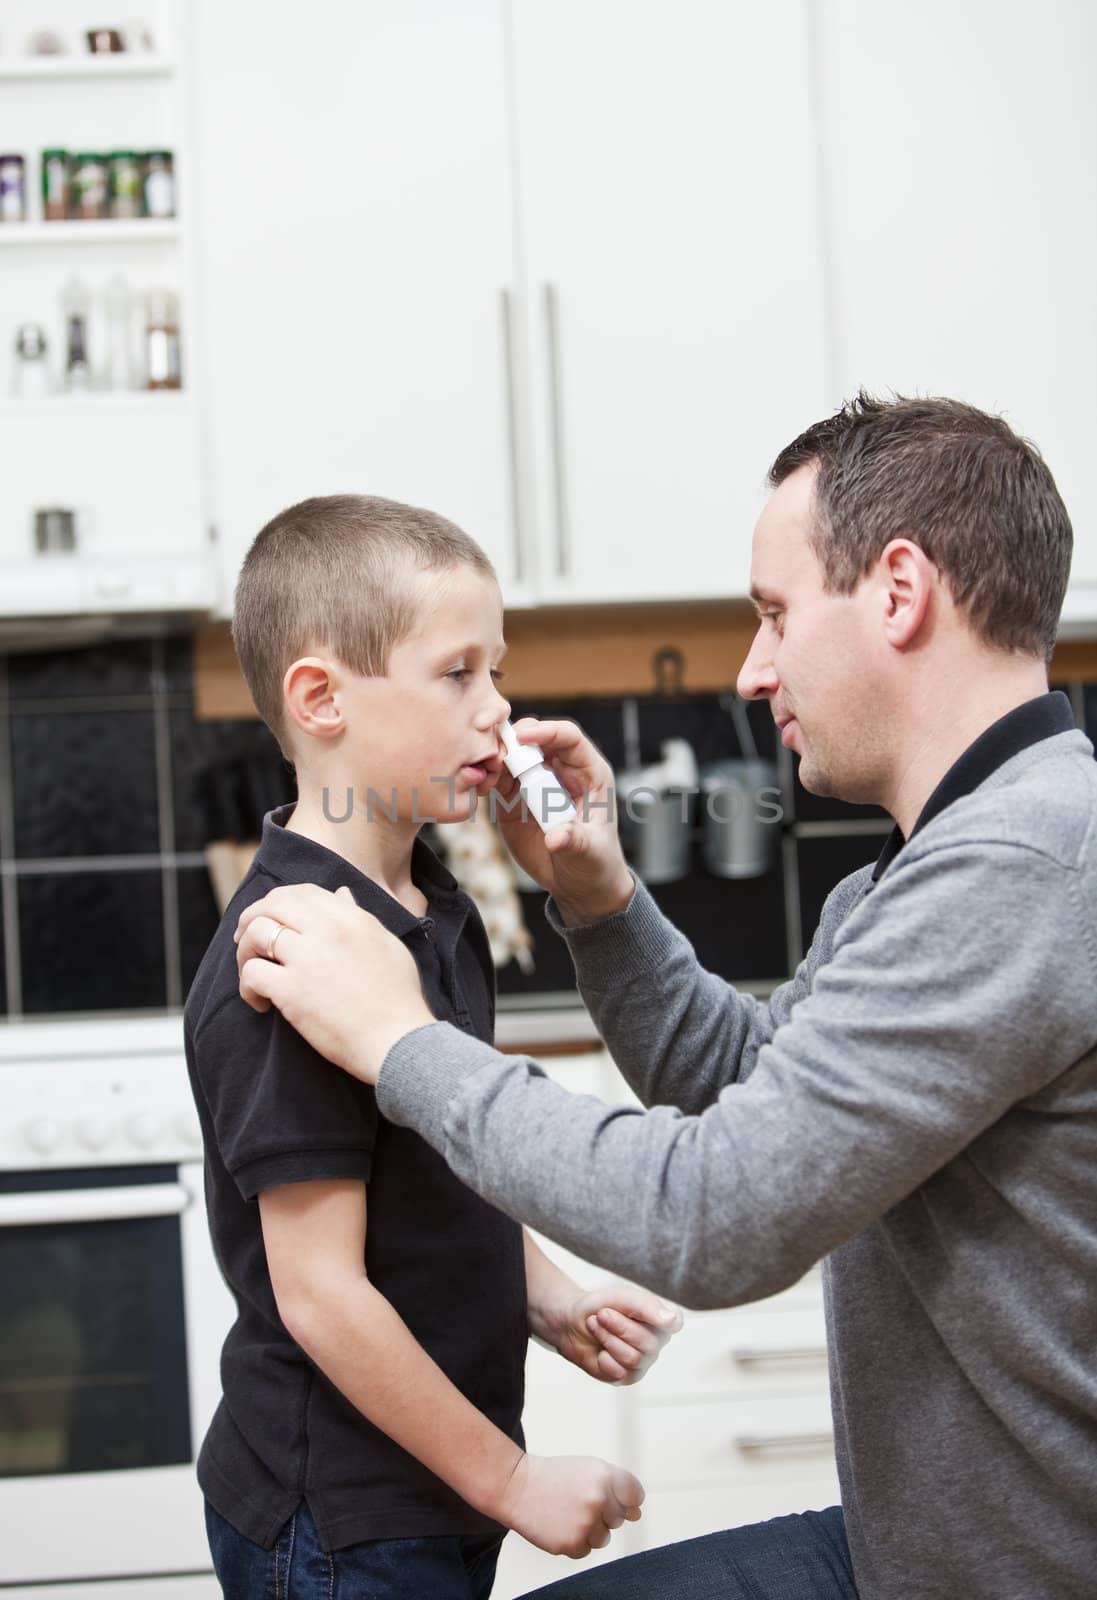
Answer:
[
  {"xmin": 0, "ymin": 0, "xmax": 209, "ymax": 581},
  {"xmin": 814, "ymin": 0, "xmax": 1097, "ymax": 583},
  {"xmin": 492, "ymin": 1043, "xmax": 837, "ymax": 1596},
  {"xmin": 193, "ymin": 0, "xmax": 528, "ymax": 609},
  {"xmin": 194, "ymin": 2, "xmax": 830, "ymax": 614},
  {"xmin": 509, "ymin": 0, "xmax": 831, "ymax": 603},
  {"xmin": 493, "ymin": 1046, "xmax": 641, "ymax": 1598}
]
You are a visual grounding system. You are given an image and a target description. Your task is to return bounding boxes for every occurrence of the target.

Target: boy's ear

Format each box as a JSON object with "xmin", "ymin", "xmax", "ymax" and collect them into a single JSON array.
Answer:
[{"xmin": 283, "ymin": 656, "xmax": 343, "ymax": 742}]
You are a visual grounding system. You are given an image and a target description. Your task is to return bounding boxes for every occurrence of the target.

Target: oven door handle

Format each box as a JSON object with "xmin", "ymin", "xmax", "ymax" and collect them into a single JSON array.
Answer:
[{"xmin": 0, "ymin": 1181, "xmax": 191, "ymax": 1227}]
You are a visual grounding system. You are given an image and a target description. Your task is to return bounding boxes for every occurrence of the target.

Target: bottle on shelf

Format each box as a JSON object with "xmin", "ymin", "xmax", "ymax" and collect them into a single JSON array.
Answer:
[
  {"xmin": 72, "ymin": 152, "xmax": 109, "ymax": 220},
  {"xmin": 0, "ymin": 154, "xmax": 27, "ymax": 223},
  {"xmin": 144, "ymin": 288, "xmax": 182, "ymax": 390},
  {"xmin": 11, "ymin": 324, "xmax": 53, "ymax": 398},
  {"xmin": 42, "ymin": 149, "xmax": 70, "ymax": 221},
  {"xmin": 61, "ymin": 277, "xmax": 92, "ymax": 390},
  {"xmin": 108, "ymin": 152, "xmax": 142, "ymax": 220},
  {"xmin": 142, "ymin": 151, "xmax": 175, "ymax": 219}
]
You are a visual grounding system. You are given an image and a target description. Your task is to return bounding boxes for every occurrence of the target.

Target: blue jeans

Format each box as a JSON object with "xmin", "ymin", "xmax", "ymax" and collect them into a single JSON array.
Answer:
[
  {"xmin": 517, "ymin": 1507, "xmax": 858, "ymax": 1599},
  {"xmin": 205, "ymin": 1500, "xmax": 503, "ymax": 1599}
]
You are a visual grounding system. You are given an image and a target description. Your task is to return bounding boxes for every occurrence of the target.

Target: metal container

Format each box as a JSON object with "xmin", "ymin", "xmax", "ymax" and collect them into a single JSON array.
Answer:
[
  {"xmin": 701, "ymin": 758, "xmax": 781, "ymax": 879},
  {"xmin": 618, "ymin": 781, "xmax": 696, "ymax": 886}
]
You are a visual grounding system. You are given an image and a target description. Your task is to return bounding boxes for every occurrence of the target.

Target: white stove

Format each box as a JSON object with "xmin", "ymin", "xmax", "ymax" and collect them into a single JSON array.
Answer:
[{"xmin": 0, "ymin": 1015, "xmax": 229, "ymax": 1596}]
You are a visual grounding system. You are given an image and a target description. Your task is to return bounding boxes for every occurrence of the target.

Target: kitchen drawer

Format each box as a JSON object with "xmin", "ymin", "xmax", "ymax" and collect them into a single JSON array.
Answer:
[
  {"xmin": 635, "ymin": 1392, "xmax": 836, "ymax": 1489},
  {"xmin": 641, "ymin": 1298, "xmax": 828, "ymax": 1401},
  {"xmin": 638, "ymin": 1469, "xmax": 841, "ymax": 1551}
]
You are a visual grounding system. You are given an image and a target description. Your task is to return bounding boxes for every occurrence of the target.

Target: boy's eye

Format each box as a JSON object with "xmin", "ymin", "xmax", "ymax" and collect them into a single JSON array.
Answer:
[{"xmin": 446, "ymin": 668, "xmax": 507, "ymax": 683}]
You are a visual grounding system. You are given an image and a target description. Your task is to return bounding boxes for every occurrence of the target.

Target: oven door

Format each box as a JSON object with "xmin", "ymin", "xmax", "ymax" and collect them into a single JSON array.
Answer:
[{"xmin": 0, "ymin": 1160, "xmax": 231, "ymax": 1587}]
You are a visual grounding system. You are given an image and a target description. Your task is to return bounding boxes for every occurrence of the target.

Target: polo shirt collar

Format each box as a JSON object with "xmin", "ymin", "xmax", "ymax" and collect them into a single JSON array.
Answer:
[
  {"xmin": 871, "ymin": 690, "xmax": 1076, "ymax": 883},
  {"xmin": 254, "ymin": 802, "xmax": 462, "ymax": 939}
]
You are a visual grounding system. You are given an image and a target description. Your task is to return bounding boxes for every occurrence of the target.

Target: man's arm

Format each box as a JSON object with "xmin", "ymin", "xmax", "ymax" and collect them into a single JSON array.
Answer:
[
  {"xmin": 374, "ymin": 842, "xmax": 1095, "ymax": 1308},
  {"xmin": 258, "ymin": 1178, "xmax": 643, "ymax": 1558},
  {"xmin": 542, "ymin": 868, "xmax": 870, "ymax": 1113}
]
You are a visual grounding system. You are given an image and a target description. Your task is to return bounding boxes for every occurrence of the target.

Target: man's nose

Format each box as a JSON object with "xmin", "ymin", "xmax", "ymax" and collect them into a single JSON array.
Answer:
[{"xmin": 737, "ymin": 632, "xmax": 778, "ymax": 701}]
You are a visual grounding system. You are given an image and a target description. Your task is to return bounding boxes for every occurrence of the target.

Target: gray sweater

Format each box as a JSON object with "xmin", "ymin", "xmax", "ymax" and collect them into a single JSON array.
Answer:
[{"xmin": 379, "ymin": 723, "xmax": 1097, "ymax": 1598}]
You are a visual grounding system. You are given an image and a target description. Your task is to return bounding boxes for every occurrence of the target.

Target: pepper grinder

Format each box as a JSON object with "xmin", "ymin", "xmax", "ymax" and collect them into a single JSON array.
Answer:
[{"xmin": 61, "ymin": 277, "xmax": 91, "ymax": 390}]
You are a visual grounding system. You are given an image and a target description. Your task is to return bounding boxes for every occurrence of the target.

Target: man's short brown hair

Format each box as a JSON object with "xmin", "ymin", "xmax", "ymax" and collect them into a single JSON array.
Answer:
[
  {"xmin": 769, "ymin": 392, "xmax": 1072, "ymax": 664},
  {"xmin": 232, "ymin": 494, "xmax": 497, "ymax": 749}
]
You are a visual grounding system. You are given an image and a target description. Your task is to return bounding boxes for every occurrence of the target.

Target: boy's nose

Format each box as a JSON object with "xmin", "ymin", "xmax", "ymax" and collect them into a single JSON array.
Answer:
[{"xmin": 475, "ymin": 685, "xmax": 511, "ymax": 730}]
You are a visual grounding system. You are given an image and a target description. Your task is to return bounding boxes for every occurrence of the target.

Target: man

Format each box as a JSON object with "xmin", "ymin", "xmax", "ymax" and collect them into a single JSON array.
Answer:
[{"xmin": 233, "ymin": 395, "xmax": 1097, "ymax": 1599}]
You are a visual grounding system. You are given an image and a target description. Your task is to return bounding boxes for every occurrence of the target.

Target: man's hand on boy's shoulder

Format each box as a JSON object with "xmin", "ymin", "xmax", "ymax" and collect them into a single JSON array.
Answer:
[
  {"xmin": 551, "ymin": 1281, "xmax": 684, "ymax": 1386},
  {"xmin": 234, "ymin": 884, "xmax": 435, "ymax": 1082}
]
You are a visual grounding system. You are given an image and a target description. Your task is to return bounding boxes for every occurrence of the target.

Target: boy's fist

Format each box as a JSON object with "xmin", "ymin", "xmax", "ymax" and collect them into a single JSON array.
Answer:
[
  {"xmin": 498, "ymin": 1453, "xmax": 644, "ymax": 1559},
  {"xmin": 556, "ymin": 1282, "xmax": 683, "ymax": 1385}
]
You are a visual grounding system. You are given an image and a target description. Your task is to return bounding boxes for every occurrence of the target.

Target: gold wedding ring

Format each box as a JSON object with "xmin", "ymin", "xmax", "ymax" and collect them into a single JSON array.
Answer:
[{"xmin": 266, "ymin": 924, "xmax": 286, "ymax": 964}]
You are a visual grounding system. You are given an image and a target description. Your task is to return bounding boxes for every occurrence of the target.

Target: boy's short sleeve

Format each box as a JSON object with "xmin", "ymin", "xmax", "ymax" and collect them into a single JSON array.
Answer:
[{"xmin": 192, "ymin": 995, "xmax": 378, "ymax": 1200}]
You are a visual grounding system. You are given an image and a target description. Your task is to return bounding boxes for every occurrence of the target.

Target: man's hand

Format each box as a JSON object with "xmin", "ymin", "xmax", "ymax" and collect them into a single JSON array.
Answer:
[
  {"xmin": 234, "ymin": 884, "xmax": 435, "ymax": 1083},
  {"xmin": 497, "ymin": 1453, "xmax": 644, "ymax": 1558},
  {"xmin": 551, "ymin": 1282, "xmax": 683, "ymax": 1385},
  {"xmin": 493, "ymin": 717, "xmax": 636, "ymax": 927}
]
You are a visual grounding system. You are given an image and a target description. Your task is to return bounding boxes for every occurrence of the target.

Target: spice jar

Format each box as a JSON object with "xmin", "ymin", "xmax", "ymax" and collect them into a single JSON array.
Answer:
[
  {"xmin": 41, "ymin": 149, "xmax": 70, "ymax": 221},
  {"xmin": 0, "ymin": 155, "xmax": 27, "ymax": 223},
  {"xmin": 108, "ymin": 151, "xmax": 141, "ymax": 219},
  {"xmin": 144, "ymin": 289, "xmax": 182, "ymax": 390},
  {"xmin": 71, "ymin": 152, "xmax": 108, "ymax": 220},
  {"xmin": 142, "ymin": 151, "xmax": 175, "ymax": 218}
]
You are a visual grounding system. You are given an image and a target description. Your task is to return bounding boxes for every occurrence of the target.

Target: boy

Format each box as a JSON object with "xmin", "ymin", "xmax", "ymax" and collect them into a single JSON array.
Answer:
[{"xmin": 184, "ymin": 494, "xmax": 680, "ymax": 1599}]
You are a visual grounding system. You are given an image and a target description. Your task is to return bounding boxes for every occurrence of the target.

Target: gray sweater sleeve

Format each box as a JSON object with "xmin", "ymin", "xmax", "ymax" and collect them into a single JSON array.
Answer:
[
  {"xmin": 377, "ymin": 839, "xmax": 1096, "ymax": 1309},
  {"xmin": 541, "ymin": 868, "xmax": 872, "ymax": 1112}
]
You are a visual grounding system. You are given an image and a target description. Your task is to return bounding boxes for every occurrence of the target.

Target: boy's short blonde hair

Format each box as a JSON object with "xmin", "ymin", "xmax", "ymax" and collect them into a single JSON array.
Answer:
[{"xmin": 232, "ymin": 494, "xmax": 497, "ymax": 750}]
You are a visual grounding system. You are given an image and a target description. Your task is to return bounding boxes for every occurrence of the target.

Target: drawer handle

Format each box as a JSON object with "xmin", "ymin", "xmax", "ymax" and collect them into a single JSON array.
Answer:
[
  {"xmin": 734, "ymin": 1430, "xmax": 834, "ymax": 1455},
  {"xmin": 731, "ymin": 1345, "xmax": 827, "ymax": 1366}
]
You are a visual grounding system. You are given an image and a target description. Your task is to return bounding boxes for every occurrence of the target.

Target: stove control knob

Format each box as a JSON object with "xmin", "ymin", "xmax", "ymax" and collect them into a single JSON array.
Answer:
[
  {"xmin": 125, "ymin": 1112, "xmax": 160, "ymax": 1150},
  {"xmin": 173, "ymin": 1112, "xmax": 202, "ymax": 1149},
  {"xmin": 24, "ymin": 1117, "xmax": 62, "ymax": 1155},
  {"xmin": 75, "ymin": 1115, "xmax": 113, "ymax": 1152}
]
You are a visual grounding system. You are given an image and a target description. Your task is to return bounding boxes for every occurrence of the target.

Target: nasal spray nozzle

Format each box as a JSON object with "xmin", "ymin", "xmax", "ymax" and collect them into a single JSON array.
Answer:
[{"xmin": 499, "ymin": 720, "xmax": 577, "ymax": 834}]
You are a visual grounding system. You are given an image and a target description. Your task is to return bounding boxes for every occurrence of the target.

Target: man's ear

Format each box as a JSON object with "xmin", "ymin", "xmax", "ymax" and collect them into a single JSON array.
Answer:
[
  {"xmin": 878, "ymin": 539, "xmax": 936, "ymax": 648},
  {"xmin": 283, "ymin": 656, "xmax": 343, "ymax": 742}
]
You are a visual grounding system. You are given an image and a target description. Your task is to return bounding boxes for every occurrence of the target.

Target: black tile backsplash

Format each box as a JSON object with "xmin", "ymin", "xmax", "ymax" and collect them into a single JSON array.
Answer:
[
  {"xmin": 177, "ymin": 866, "xmax": 222, "ymax": 997},
  {"xmin": 0, "ymin": 636, "xmax": 1091, "ymax": 1018},
  {"xmin": 796, "ymin": 833, "xmax": 889, "ymax": 957},
  {"xmin": 1083, "ymin": 685, "xmax": 1097, "ymax": 743},
  {"xmin": 11, "ymin": 709, "xmax": 160, "ymax": 859},
  {"xmin": 18, "ymin": 869, "xmax": 167, "ymax": 1013},
  {"xmin": 7, "ymin": 639, "xmax": 156, "ymax": 701}
]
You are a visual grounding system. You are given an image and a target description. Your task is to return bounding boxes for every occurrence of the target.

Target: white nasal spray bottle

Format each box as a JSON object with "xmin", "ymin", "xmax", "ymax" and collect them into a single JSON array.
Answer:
[{"xmin": 499, "ymin": 720, "xmax": 577, "ymax": 833}]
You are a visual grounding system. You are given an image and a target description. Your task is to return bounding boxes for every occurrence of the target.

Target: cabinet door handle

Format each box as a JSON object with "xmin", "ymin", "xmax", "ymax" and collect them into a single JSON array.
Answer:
[
  {"xmin": 733, "ymin": 1430, "xmax": 834, "ymax": 1455},
  {"xmin": 731, "ymin": 1345, "xmax": 828, "ymax": 1366},
  {"xmin": 499, "ymin": 287, "xmax": 525, "ymax": 586},
  {"xmin": 542, "ymin": 281, "xmax": 570, "ymax": 579}
]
